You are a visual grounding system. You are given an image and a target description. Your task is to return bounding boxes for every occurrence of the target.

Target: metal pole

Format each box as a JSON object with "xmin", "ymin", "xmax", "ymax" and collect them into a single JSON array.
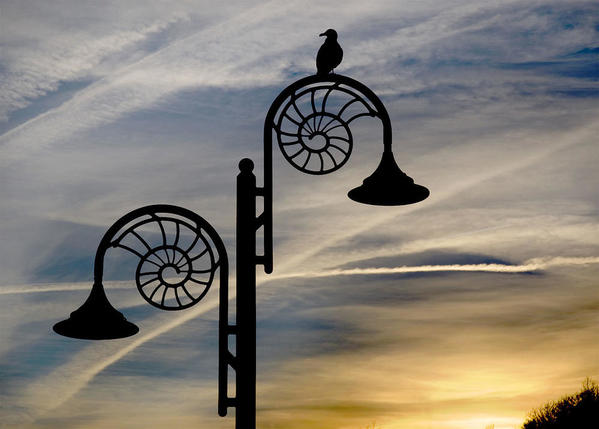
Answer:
[{"xmin": 236, "ymin": 159, "xmax": 257, "ymax": 429}]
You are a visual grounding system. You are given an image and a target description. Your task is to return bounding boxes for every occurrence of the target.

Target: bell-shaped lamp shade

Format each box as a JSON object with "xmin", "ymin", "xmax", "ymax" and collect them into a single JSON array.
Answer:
[
  {"xmin": 348, "ymin": 151, "xmax": 429, "ymax": 205},
  {"xmin": 53, "ymin": 282, "xmax": 139, "ymax": 340}
]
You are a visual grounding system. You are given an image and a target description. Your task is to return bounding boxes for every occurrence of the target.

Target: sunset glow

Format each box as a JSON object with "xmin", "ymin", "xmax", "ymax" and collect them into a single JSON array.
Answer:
[{"xmin": 1, "ymin": 1, "xmax": 598, "ymax": 428}]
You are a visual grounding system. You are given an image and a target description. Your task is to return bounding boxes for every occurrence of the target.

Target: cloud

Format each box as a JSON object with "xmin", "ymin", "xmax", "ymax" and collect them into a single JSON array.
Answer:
[
  {"xmin": 4, "ymin": 254, "xmax": 596, "ymax": 297},
  {"xmin": 0, "ymin": 281, "xmax": 129, "ymax": 296},
  {"xmin": 282, "ymin": 255, "xmax": 599, "ymax": 278},
  {"xmin": 253, "ymin": 263, "xmax": 599, "ymax": 429},
  {"xmin": 2, "ymin": 1, "xmax": 599, "ymax": 428},
  {"xmin": 1, "ymin": 0, "xmax": 597, "ymax": 284},
  {"xmin": 10, "ymin": 259, "xmax": 597, "ymax": 429},
  {"xmin": 0, "ymin": 3, "xmax": 190, "ymax": 122},
  {"xmin": 16, "ymin": 291, "xmax": 220, "ymax": 425},
  {"xmin": 266, "ymin": 118, "xmax": 599, "ymax": 280},
  {"xmin": 0, "ymin": 1, "xmax": 352, "ymax": 164},
  {"xmin": 3, "ymin": 0, "xmax": 597, "ymax": 165}
]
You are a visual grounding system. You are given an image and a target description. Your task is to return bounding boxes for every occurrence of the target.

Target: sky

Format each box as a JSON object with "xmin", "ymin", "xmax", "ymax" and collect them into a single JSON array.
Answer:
[{"xmin": 1, "ymin": 1, "xmax": 598, "ymax": 428}]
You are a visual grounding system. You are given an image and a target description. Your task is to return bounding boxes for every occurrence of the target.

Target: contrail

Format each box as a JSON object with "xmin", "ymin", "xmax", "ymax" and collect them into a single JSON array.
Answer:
[
  {"xmin": 24, "ymin": 293, "xmax": 220, "ymax": 420},
  {"xmin": 4, "ymin": 256, "xmax": 598, "ymax": 296},
  {"xmin": 269, "ymin": 256, "xmax": 599, "ymax": 279},
  {"xmin": 0, "ymin": 281, "xmax": 129, "ymax": 295}
]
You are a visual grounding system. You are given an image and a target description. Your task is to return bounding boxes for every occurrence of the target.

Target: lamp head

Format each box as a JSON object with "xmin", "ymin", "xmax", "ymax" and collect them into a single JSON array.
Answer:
[
  {"xmin": 348, "ymin": 151, "xmax": 429, "ymax": 206},
  {"xmin": 53, "ymin": 282, "xmax": 138, "ymax": 340}
]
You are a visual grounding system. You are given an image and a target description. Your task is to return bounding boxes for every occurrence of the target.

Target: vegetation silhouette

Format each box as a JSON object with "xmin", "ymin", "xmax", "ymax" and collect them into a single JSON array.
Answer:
[{"xmin": 522, "ymin": 378, "xmax": 599, "ymax": 428}]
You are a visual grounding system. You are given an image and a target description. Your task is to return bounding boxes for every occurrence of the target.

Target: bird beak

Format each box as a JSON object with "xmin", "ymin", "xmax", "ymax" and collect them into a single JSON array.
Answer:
[{"xmin": 319, "ymin": 32, "xmax": 325, "ymax": 37}]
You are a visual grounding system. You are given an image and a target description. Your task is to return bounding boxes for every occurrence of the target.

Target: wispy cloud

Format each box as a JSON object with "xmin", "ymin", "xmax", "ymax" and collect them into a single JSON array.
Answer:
[
  {"xmin": 2, "ymin": 1, "xmax": 599, "ymax": 428},
  {"xmin": 0, "ymin": 281, "xmax": 130, "ymax": 296},
  {"xmin": 15, "ymin": 251, "xmax": 597, "ymax": 427},
  {"xmin": 4, "ymin": 255, "xmax": 597, "ymax": 297},
  {"xmin": 280, "ymin": 255, "xmax": 599, "ymax": 278},
  {"xmin": 20, "ymin": 293, "xmax": 219, "ymax": 423},
  {"xmin": 0, "ymin": 2, "xmax": 193, "ymax": 122},
  {"xmin": 3, "ymin": 0, "xmax": 596, "ymax": 165},
  {"xmin": 269, "ymin": 119, "xmax": 599, "ymax": 277},
  {"xmin": 0, "ymin": 1, "xmax": 342, "ymax": 164}
]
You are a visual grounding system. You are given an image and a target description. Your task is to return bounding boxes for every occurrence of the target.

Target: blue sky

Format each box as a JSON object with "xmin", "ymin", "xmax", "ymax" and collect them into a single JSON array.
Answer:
[{"xmin": 1, "ymin": 1, "xmax": 598, "ymax": 428}]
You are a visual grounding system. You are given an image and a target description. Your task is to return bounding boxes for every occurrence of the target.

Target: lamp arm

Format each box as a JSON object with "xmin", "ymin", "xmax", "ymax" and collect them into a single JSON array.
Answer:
[
  {"xmin": 92, "ymin": 205, "xmax": 154, "ymax": 286},
  {"xmin": 88, "ymin": 204, "xmax": 232, "ymax": 416},
  {"xmin": 260, "ymin": 74, "xmax": 393, "ymax": 273}
]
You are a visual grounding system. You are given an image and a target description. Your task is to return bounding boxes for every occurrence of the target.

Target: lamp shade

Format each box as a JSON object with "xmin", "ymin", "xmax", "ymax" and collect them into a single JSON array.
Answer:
[
  {"xmin": 348, "ymin": 151, "xmax": 429, "ymax": 206},
  {"xmin": 53, "ymin": 282, "xmax": 139, "ymax": 340}
]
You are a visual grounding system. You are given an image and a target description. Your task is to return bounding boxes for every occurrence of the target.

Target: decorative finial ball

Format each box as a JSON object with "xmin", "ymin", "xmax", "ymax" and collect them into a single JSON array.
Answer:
[{"xmin": 239, "ymin": 158, "xmax": 254, "ymax": 172}]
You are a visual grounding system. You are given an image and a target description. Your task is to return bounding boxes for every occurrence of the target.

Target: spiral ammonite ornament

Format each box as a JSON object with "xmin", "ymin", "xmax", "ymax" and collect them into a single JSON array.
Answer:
[
  {"xmin": 108, "ymin": 207, "xmax": 221, "ymax": 310},
  {"xmin": 273, "ymin": 82, "xmax": 377, "ymax": 175}
]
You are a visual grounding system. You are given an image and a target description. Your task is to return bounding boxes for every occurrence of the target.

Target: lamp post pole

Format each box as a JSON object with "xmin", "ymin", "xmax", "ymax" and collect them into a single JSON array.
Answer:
[
  {"xmin": 235, "ymin": 159, "xmax": 258, "ymax": 429},
  {"xmin": 54, "ymin": 39, "xmax": 429, "ymax": 429}
]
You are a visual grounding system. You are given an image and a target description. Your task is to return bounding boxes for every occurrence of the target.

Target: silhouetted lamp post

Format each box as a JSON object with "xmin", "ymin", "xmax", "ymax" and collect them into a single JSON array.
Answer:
[{"xmin": 53, "ymin": 34, "xmax": 428, "ymax": 429}]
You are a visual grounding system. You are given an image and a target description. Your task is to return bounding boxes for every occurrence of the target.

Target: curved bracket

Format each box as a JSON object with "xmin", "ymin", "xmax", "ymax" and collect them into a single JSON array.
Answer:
[
  {"xmin": 260, "ymin": 74, "xmax": 395, "ymax": 273},
  {"xmin": 55, "ymin": 204, "xmax": 234, "ymax": 417},
  {"xmin": 94, "ymin": 204, "xmax": 224, "ymax": 311}
]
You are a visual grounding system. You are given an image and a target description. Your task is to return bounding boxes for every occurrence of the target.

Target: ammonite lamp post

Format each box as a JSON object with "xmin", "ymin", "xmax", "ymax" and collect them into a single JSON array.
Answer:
[{"xmin": 53, "ymin": 48, "xmax": 429, "ymax": 429}]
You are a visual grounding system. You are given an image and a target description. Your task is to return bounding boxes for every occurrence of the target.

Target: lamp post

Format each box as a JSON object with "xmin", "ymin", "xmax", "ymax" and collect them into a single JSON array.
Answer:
[{"xmin": 53, "ymin": 47, "xmax": 429, "ymax": 429}]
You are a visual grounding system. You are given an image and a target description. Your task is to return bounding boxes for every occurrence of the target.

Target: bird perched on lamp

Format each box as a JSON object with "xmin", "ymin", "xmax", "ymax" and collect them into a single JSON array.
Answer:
[{"xmin": 316, "ymin": 29, "xmax": 343, "ymax": 75}]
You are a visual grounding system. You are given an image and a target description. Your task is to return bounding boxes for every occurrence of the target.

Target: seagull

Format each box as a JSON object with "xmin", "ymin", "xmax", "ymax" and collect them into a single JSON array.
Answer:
[{"xmin": 316, "ymin": 29, "xmax": 343, "ymax": 75}]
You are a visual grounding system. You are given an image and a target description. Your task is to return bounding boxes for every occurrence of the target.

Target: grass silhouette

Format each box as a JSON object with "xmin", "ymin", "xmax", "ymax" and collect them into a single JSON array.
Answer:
[{"xmin": 522, "ymin": 378, "xmax": 599, "ymax": 428}]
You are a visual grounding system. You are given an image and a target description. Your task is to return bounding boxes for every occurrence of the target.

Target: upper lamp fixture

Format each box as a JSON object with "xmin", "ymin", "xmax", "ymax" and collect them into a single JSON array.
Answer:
[
  {"xmin": 53, "ymin": 205, "xmax": 228, "ymax": 341},
  {"xmin": 340, "ymin": 73, "xmax": 429, "ymax": 206},
  {"xmin": 263, "ymin": 72, "xmax": 429, "ymax": 214}
]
